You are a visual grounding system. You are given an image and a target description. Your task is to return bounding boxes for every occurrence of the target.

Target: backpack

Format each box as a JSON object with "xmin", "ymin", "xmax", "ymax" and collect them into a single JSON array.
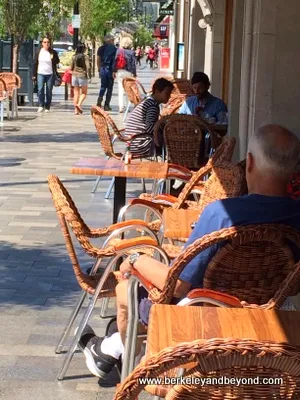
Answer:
[
  {"xmin": 115, "ymin": 49, "xmax": 127, "ymax": 70},
  {"xmin": 74, "ymin": 54, "xmax": 86, "ymax": 69}
]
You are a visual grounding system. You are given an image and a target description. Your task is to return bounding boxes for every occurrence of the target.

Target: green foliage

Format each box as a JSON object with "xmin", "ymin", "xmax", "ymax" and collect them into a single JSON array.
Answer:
[
  {"xmin": 33, "ymin": 0, "xmax": 75, "ymax": 40},
  {"xmin": 81, "ymin": 0, "xmax": 130, "ymax": 39},
  {"xmin": 0, "ymin": 0, "xmax": 43, "ymax": 43},
  {"xmin": 134, "ymin": 24, "xmax": 154, "ymax": 48}
]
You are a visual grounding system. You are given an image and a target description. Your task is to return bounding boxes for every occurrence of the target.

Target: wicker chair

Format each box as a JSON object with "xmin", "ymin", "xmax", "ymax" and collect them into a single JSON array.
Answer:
[
  {"xmin": 120, "ymin": 224, "xmax": 300, "ymax": 381},
  {"xmin": 118, "ymin": 158, "xmax": 246, "ymax": 249},
  {"xmin": 122, "ymin": 77, "xmax": 147, "ymax": 121},
  {"xmin": 115, "ymin": 338, "xmax": 300, "ymax": 399},
  {"xmin": 0, "ymin": 72, "xmax": 21, "ymax": 119},
  {"xmin": 47, "ymin": 174, "xmax": 169, "ymax": 380},
  {"xmin": 0, "ymin": 78, "xmax": 7, "ymax": 123},
  {"xmin": 91, "ymin": 105, "xmax": 149, "ymax": 198},
  {"xmin": 163, "ymin": 115, "xmax": 206, "ymax": 170}
]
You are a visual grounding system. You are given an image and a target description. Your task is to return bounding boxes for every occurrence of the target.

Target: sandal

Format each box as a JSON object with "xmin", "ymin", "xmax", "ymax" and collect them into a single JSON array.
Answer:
[{"xmin": 75, "ymin": 105, "xmax": 83, "ymax": 114}]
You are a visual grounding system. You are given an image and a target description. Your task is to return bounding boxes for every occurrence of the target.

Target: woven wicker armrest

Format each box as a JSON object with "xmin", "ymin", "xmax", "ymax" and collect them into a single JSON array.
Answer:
[{"xmin": 183, "ymin": 288, "xmax": 243, "ymax": 307}]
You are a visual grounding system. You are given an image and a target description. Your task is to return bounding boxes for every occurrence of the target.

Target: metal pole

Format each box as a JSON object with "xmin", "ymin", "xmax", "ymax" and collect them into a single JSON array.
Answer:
[{"xmin": 73, "ymin": 1, "xmax": 79, "ymax": 49}]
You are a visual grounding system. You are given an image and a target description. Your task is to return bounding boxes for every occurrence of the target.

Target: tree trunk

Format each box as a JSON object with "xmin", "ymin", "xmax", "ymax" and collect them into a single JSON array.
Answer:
[{"xmin": 12, "ymin": 43, "xmax": 19, "ymax": 74}]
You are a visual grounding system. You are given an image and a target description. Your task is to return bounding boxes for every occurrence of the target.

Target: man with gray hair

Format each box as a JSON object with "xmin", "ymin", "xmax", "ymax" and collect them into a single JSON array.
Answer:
[
  {"xmin": 79, "ymin": 124, "xmax": 300, "ymax": 379},
  {"xmin": 97, "ymin": 34, "xmax": 116, "ymax": 110}
]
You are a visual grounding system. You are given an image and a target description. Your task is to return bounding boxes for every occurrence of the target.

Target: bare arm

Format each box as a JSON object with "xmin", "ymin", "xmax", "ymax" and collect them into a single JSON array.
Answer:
[
  {"xmin": 120, "ymin": 254, "xmax": 191, "ymax": 298},
  {"xmin": 97, "ymin": 55, "xmax": 100, "ymax": 71}
]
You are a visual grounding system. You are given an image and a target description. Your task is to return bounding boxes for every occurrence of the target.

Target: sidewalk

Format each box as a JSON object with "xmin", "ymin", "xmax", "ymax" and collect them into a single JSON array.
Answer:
[{"xmin": 0, "ymin": 65, "xmax": 161, "ymax": 400}]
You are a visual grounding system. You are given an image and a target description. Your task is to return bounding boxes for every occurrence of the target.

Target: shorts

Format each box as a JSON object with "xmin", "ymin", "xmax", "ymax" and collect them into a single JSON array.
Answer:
[
  {"xmin": 72, "ymin": 76, "xmax": 88, "ymax": 87},
  {"xmin": 138, "ymin": 286, "xmax": 180, "ymax": 326},
  {"xmin": 138, "ymin": 286, "xmax": 153, "ymax": 326}
]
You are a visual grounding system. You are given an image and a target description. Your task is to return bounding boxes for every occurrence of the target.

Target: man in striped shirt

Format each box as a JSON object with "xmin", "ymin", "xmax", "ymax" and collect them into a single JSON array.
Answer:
[{"xmin": 124, "ymin": 78, "xmax": 174, "ymax": 157}]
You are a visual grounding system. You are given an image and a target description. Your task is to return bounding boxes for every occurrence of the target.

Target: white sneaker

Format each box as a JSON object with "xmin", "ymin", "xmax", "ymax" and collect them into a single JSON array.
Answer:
[
  {"xmin": 37, "ymin": 107, "xmax": 44, "ymax": 113},
  {"xmin": 44, "ymin": 109, "xmax": 50, "ymax": 113}
]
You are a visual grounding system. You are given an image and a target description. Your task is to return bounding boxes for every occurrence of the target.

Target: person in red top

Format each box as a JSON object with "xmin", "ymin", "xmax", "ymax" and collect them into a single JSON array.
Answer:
[{"xmin": 148, "ymin": 46, "xmax": 156, "ymax": 69}]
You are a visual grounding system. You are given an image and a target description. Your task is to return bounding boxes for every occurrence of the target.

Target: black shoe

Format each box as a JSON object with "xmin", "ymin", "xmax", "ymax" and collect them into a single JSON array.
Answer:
[
  {"xmin": 104, "ymin": 104, "xmax": 111, "ymax": 111},
  {"xmin": 105, "ymin": 318, "xmax": 118, "ymax": 337},
  {"xmin": 97, "ymin": 97, "xmax": 102, "ymax": 107},
  {"xmin": 76, "ymin": 325, "xmax": 119, "ymax": 378}
]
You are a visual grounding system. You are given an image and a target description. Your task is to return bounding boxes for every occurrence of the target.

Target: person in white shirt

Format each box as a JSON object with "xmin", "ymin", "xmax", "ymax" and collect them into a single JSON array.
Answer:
[{"xmin": 33, "ymin": 37, "xmax": 60, "ymax": 113}]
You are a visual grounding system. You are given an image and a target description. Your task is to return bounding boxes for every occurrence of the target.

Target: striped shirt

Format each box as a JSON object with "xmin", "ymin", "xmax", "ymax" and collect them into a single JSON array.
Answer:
[{"xmin": 124, "ymin": 97, "xmax": 160, "ymax": 157}]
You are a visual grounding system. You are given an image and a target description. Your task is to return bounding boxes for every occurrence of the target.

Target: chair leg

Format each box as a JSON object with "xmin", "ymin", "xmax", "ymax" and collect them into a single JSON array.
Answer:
[
  {"xmin": 0, "ymin": 102, "xmax": 3, "ymax": 123},
  {"xmin": 55, "ymin": 290, "xmax": 87, "ymax": 354},
  {"xmin": 57, "ymin": 294, "xmax": 96, "ymax": 380},
  {"xmin": 123, "ymin": 102, "xmax": 131, "ymax": 122},
  {"xmin": 141, "ymin": 178, "xmax": 146, "ymax": 193},
  {"xmin": 91, "ymin": 176, "xmax": 102, "ymax": 193},
  {"xmin": 121, "ymin": 276, "xmax": 140, "ymax": 381},
  {"xmin": 105, "ymin": 177, "xmax": 115, "ymax": 199},
  {"xmin": 55, "ymin": 258, "xmax": 103, "ymax": 354},
  {"xmin": 56, "ymin": 257, "xmax": 118, "ymax": 381}
]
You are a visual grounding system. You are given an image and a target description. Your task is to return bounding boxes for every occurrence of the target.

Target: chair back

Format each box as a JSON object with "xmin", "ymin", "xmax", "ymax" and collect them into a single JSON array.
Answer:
[
  {"xmin": 175, "ymin": 158, "xmax": 245, "ymax": 210},
  {"xmin": 0, "ymin": 73, "xmax": 21, "ymax": 96},
  {"xmin": 204, "ymin": 224, "xmax": 300, "ymax": 304},
  {"xmin": 171, "ymin": 78, "xmax": 193, "ymax": 95},
  {"xmin": 91, "ymin": 106, "xmax": 121, "ymax": 159},
  {"xmin": 155, "ymin": 224, "xmax": 300, "ymax": 305},
  {"xmin": 163, "ymin": 115, "xmax": 205, "ymax": 169},
  {"xmin": 114, "ymin": 338, "xmax": 300, "ymax": 400},
  {"xmin": 92, "ymin": 104, "xmax": 121, "ymax": 137},
  {"xmin": 48, "ymin": 174, "xmax": 114, "ymax": 293},
  {"xmin": 197, "ymin": 161, "xmax": 247, "ymax": 213},
  {"xmin": 122, "ymin": 77, "xmax": 144, "ymax": 105},
  {"xmin": 161, "ymin": 94, "xmax": 188, "ymax": 116},
  {"xmin": 0, "ymin": 78, "xmax": 7, "ymax": 101}
]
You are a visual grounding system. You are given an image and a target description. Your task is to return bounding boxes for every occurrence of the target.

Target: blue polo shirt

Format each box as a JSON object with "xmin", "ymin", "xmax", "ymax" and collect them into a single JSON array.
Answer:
[
  {"xmin": 178, "ymin": 93, "xmax": 227, "ymax": 121},
  {"xmin": 179, "ymin": 194, "xmax": 300, "ymax": 288}
]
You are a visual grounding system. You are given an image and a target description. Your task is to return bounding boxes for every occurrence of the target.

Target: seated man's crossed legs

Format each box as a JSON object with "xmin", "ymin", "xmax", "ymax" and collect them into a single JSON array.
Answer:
[{"xmin": 78, "ymin": 278, "xmax": 148, "ymax": 378}]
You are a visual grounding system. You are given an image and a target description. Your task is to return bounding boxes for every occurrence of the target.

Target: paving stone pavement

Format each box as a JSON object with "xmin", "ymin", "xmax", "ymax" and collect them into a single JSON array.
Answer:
[{"xmin": 0, "ymin": 64, "xmax": 161, "ymax": 400}]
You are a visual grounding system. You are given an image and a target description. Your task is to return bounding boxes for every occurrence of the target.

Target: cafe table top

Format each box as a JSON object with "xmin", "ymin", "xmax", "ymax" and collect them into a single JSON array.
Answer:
[
  {"xmin": 146, "ymin": 304, "xmax": 300, "ymax": 357},
  {"xmin": 163, "ymin": 208, "xmax": 200, "ymax": 239},
  {"xmin": 70, "ymin": 157, "xmax": 169, "ymax": 180}
]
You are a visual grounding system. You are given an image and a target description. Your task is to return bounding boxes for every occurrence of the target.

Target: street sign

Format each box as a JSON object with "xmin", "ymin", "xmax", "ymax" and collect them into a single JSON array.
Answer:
[
  {"xmin": 160, "ymin": 9, "xmax": 174, "ymax": 16},
  {"xmin": 160, "ymin": 25, "xmax": 168, "ymax": 36},
  {"xmin": 72, "ymin": 14, "xmax": 81, "ymax": 29},
  {"xmin": 67, "ymin": 24, "xmax": 74, "ymax": 35}
]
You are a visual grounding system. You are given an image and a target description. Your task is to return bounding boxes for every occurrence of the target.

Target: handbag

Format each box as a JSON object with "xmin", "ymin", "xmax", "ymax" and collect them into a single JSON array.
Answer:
[
  {"xmin": 62, "ymin": 68, "xmax": 72, "ymax": 85},
  {"xmin": 54, "ymin": 72, "xmax": 62, "ymax": 87}
]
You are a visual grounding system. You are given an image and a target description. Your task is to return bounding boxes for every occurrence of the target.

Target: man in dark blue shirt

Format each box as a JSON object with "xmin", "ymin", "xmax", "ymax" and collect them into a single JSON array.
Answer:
[
  {"xmin": 97, "ymin": 34, "xmax": 116, "ymax": 111},
  {"xmin": 79, "ymin": 124, "xmax": 300, "ymax": 379}
]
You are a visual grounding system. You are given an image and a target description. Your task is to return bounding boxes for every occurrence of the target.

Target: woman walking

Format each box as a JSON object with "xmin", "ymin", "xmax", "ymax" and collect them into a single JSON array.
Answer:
[
  {"xmin": 113, "ymin": 37, "xmax": 136, "ymax": 113},
  {"xmin": 71, "ymin": 43, "xmax": 90, "ymax": 115},
  {"xmin": 33, "ymin": 37, "xmax": 60, "ymax": 113}
]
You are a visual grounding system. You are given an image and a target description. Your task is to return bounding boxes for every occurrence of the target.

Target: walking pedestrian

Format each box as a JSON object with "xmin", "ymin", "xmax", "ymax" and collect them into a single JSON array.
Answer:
[
  {"xmin": 148, "ymin": 46, "xmax": 156, "ymax": 69},
  {"xmin": 97, "ymin": 34, "xmax": 117, "ymax": 111},
  {"xmin": 71, "ymin": 43, "xmax": 90, "ymax": 115},
  {"xmin": 113, "ymin": 37, "xmax": 136, "ymax": 113},
  {"xmin": 135, "ymin": 46, "xmax": 142, "ymax": 66},
  {"xmin": 33, "ymin": 37, "xmax": 60, "ymax": 113}
]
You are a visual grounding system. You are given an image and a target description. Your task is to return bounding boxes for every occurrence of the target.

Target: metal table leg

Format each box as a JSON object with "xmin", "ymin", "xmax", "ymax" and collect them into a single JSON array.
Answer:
[{"xmin": 113, "ymin": 176, "xmax": 126, "ymax": 223}]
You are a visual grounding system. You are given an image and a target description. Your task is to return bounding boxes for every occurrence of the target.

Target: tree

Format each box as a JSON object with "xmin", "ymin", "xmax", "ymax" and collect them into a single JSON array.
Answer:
[
  {"xmin": 33, "ymin": 0, "xmax": 76, "ymax": 41},
  {"xmin": 134, "ymin": 24, "xmax": 154, "ymax": 48},
  {"xmin": 80, "ymin": 0, "xmax": 131, "ymax": 39},
  {"xmin": 0, "ymin": 0, "xmax": 43, "ymax": 72}
]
